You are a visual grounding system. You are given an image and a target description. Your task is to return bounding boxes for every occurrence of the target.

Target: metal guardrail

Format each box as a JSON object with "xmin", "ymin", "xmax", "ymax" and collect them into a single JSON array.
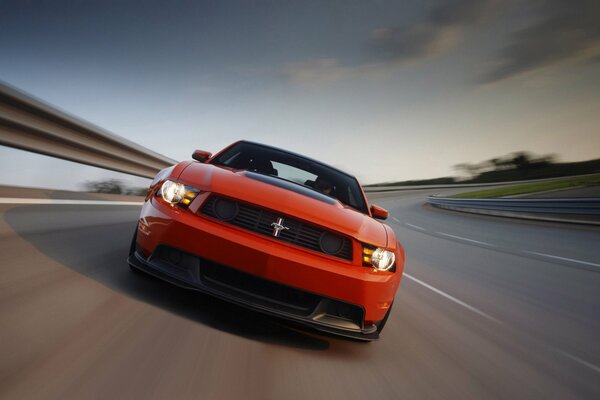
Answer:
[
  {"xmin": 363, "ymin": 174, "xmax": 600, "ymax": 192},
  {"xmin": 363, "ymin": 182, "xmax": 519, "ymax": 192},
  {"xmin": 0, "ymin": 82, "xmax": 177, "ymax": 178},
  {"xmin": 427, "ymin": 196, "xmax": 600, "ymax": 215}
]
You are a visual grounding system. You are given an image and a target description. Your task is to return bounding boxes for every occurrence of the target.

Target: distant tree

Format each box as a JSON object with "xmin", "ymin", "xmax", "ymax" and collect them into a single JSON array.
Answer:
[
  {"xmin": 84, "ymin": 179, "xmax": 124, "ymax": 194},
  {"xmin": 453, "ymin": 162, "xmax": 482, "ymax": 178},
  {"xmin": 485, "ymin": 157, "xmax": 514, "ymax": 171},
  {"xmin": 488, "ymin": 158, "xmax": 501, "ymax": 169},
  {"xmin": 479, "ymin": 152, "xmax": 558, "ymax": 173},
  {"xmin": 534, "ymin": 153, "xmax": 558, "ymax": 166},
  {"xmin": 454, "ymin": 151, "xmax": 560, "ymax": 182},
  {"xmin": 124, "ymin": 187, "xmax": 149, "ymax": 196},
  {"xmin": 511, "ymin": 152, "xmax": 533, "ymax": 171}
]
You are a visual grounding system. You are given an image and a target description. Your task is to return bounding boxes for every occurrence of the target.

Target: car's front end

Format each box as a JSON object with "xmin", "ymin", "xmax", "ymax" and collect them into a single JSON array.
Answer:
[{"xmin": 128, "ymin": 141, "xmax": 404, "ymax": 340}]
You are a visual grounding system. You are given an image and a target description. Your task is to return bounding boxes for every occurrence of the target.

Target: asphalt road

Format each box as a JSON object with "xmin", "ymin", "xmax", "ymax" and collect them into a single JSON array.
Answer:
[{"xmin": 1, "ymin": 190, "xmax": 599, "ymax": 399}]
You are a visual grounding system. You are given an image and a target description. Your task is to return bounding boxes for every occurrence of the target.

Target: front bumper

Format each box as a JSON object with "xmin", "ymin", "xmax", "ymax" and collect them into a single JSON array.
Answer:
[
  {"xmin": 128, "ymin": 245, "xmax": 379, "ymax": 340},
  {"xmin": 132, "ymin": 196, "xmax": 400, "ymax": 339}
]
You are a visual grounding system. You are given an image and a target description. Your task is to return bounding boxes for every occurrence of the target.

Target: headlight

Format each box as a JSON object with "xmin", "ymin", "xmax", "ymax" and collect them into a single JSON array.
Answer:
[
  {"xmin": 363, "ymin": 246, "xmax": 395, "ymax": 271},
  {"xmin": 161, "ymin": 180, "xmax": 185, "ymax": 203},
  {"xmin": 372, "ymin": 248, "xmax": 395, "ymax": 271},
  {"xmin": 159, "ymin": 180, "xmax": 200, "ymax": 207}
]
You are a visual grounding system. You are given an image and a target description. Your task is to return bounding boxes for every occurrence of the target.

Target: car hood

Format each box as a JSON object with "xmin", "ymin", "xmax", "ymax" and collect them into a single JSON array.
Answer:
[{"xmin": 178, "ymin": 162, "xmax": 388, "ymax": 247}]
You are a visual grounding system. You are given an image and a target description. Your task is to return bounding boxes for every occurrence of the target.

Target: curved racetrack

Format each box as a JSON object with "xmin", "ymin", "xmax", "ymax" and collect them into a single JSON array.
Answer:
[{"xmin": 1, "ymin": 189, "xmax": 599, "ymax": 399}]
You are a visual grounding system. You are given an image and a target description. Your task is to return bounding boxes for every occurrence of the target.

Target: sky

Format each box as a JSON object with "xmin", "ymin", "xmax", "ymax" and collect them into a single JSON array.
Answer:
[{"xmin": 1, "ymin": 0, "xmax": 599, "ymax": 190}]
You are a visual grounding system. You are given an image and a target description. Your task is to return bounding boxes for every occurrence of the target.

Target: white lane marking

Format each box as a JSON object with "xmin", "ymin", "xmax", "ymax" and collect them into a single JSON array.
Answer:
[
  {"xmin": 525, "ymin": 251, "xmax": 600, "ymax": 268},
  {"xmin": 554, "ymin": 349, "xmax": 600, "ymax": 374},
  {"xmin": 405, "ymin": 222, "xmax": 425, "ymax": 231},
  {"xmin": 436, "ymin": 232, "xmax": 495, "ymax": 247},
  {"xmin": 0, "ymin": 198, "xmax": 143, "ymax": 206},
  {"xmin": 404, "ymin": 273, "xmax": 502, "ymax": 324},
  {"xmin": 391, "ymin": 216, "xmax": 401, "ymax": 223}
]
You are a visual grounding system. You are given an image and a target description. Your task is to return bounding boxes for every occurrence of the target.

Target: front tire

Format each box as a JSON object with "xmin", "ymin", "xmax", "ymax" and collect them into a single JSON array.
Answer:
[
  {"xmin": 376, "ymin": 303, "xmax": 393, "ymax": 334},
  {"xmin": 128, "ymin": 224, "xmax": 141, "ymax": 273}
]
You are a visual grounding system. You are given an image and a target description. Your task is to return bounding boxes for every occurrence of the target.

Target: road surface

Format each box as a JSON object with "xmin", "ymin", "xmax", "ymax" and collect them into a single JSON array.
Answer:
[{"xmin": 1, "ymin": 189, "xmax": 599, "ymax": 399}]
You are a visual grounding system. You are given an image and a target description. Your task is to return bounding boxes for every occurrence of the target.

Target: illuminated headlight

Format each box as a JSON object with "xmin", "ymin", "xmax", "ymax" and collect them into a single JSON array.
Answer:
[
  {"xmin": 363, "ymin": 246, "xmax": 395, "ymax": 271},
  {"xmin": 372, "ymin": 248, "xmax": 395, "ymax": 271},
  {"xmin": 160, "ymin": 180, "xmax": 200, "ymax": 206}
]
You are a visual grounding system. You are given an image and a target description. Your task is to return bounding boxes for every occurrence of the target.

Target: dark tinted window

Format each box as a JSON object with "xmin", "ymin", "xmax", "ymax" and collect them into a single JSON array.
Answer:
[{"xmin": 211, "ymin": 142, "xmax": 368, "ymax": 213}]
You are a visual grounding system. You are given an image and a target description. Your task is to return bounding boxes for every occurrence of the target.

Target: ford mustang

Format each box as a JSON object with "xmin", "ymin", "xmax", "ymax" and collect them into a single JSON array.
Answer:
[{"xmin": 128, "ymin": 141, "xmax": 405, "ymax": 340}]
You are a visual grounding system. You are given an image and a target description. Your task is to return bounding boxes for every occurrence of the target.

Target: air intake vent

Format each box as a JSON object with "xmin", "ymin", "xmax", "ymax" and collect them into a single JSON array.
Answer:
[{"xmin": 201, "ymin": 196, "xmax": 352, "ymax": 260}]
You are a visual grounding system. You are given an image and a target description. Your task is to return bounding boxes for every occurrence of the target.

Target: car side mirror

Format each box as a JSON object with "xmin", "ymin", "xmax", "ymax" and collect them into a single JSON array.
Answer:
[
  {"xmin": 192, "ymin": 150, "xmax": 212, "ymax": 162},
  {"xmin": 370, "ymin": 204, "xmax": 389, "ymax": 220}
]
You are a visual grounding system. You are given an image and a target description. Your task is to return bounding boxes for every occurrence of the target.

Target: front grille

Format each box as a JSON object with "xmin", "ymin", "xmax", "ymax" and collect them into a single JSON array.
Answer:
[{"xmin": 200, "ymin": 196, "xmax": 353, "ymax": 260}]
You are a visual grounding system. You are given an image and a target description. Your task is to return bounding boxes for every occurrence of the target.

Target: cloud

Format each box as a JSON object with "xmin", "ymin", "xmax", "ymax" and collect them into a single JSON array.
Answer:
[
  {"xmin": 281, "ymin": 58, "xmax": 356, "ymax": 84},
  {"xmin": 282, "ymin": 0, "xmax": 600, "ymax": 85},
  {"xmin": 280, "ymin": 58, "xmax": 402, "ymax": 85},
  {"xmin": 367, "ymin": 24, "xmax": 461, "ymax": 62},
  {"xmin": 481, "ymin": 0, "xmax": 600, "ymax": 83},
  {"xmin": 367, "ymin": 0, "xmax": 491, "ymax": 63},
  {"xmin": 282, "ymin": 0, "xmax": 495, "ymax": 84}
]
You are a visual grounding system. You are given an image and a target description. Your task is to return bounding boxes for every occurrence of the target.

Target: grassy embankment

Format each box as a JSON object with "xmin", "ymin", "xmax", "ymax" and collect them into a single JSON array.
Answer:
[{"xmin": 450, "ymin": 174, "xmax": 600, "ymax": 199}]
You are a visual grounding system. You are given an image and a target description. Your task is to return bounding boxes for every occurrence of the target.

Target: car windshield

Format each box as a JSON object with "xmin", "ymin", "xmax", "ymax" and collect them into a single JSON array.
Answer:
[{"xmin": 211, "ymin": 142, "xmax": 368, "ymax": 214}]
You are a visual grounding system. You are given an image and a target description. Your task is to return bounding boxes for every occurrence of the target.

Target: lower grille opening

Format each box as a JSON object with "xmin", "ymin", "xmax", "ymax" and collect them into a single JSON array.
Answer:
[
  {"xmin": 149, "ymin": 245, "xmax": 365, "ymax": 331},
  {"xmin": 310, "ymin": 299, "xmax": 365, "ymax": 331},
  {"xmin": 201, "ymin": 260, "xmax": 321, "ymax": 316},
  {"xmin": 326, "ymin": 301, "xmax": 363, "ymax": 323}
]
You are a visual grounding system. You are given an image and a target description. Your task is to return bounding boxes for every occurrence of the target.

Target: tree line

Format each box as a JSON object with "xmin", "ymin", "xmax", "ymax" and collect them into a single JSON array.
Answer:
[
  {"xmin": 83, "ymin": 179, "xmax": 147, "ymax": 196},
  {"xmin": 367, "ymin": 152, "xmax": 600, "ymax": 187}
]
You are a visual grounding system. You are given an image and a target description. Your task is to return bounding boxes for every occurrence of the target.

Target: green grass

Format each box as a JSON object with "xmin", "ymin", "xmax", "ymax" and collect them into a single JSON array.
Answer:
[{"xmin": 450, "ymin": 174, "xmax": 600, "ymax": 198}]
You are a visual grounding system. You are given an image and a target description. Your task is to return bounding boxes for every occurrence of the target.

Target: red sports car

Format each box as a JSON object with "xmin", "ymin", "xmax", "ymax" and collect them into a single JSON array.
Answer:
[{"xmin": 128, "ymin": 141, "xmax": 405, "ymax": 340}]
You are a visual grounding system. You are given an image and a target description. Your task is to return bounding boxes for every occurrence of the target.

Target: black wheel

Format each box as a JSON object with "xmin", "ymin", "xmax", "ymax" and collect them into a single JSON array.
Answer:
[
  {"xmin": 129, "ymin": 223, "xmax": 138, "ymax": 256},
  {"xmin": 376, "ymin": 303, "xmax": 393, "ymax": 334},
  {"xmin": 128, "ymin": 224, "xmax": 141, "ymax": 273}
]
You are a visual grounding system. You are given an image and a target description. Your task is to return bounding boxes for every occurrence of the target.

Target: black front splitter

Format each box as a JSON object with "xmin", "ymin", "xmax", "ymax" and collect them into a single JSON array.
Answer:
[{"xmin": 127, "ymin": 251, "xmax": 379, "ymax": 341}]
